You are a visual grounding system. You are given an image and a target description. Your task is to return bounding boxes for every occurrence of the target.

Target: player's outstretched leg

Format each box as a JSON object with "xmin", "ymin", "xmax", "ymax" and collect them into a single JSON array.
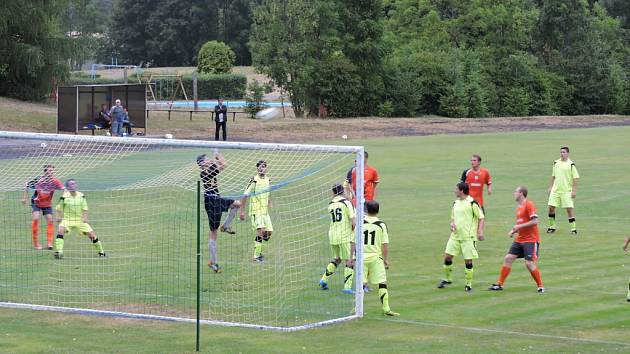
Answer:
[
  {"xmin": 319, "ymin": 260, "xmax": 338, "ymax": 290},
  {"xmin": 220, "ymin": 202, "xmax": 240, "ymax": 234},
  {"xmin": 54, "ymin": 232, "xmax": 64, "ymax": 258},
  {"xmin": 379, "ymin": 284, "xmax": 399, "ymax": 316}
]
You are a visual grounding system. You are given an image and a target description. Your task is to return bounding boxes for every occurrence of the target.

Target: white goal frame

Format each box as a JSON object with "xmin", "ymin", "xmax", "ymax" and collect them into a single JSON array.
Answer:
[{"xmin": 0, "ymin": 131, "xmax": 364, "ymax": 331}]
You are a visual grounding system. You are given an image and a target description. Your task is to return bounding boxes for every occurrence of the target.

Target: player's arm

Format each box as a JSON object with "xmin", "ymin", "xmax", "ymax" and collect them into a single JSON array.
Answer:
[
  {"xmin": 509, "ymin": 216, "xmax": 539, "ymax": 237},
  {"xmin": 486, "ymin": 172, "xmax": 492, "ymax": 195},
  {"xmin": 571, "ymin": 178, "xmax": 578, "ymax": 198},
  {"xmin": 449, "ymin": 206, "xmax": 456, "ymax": 232},
  {"xmin": 214, "ymin": 150, "xmax": 227, "ymax": 171},
  {"xmin": 22, "ymin": 183, "xmax": 29, "ymax": 204},
  {"xmin": 55, "ymin": 200, "xmax": 63, "ymax": 222},
  {"xmin": 82, "ymin": 197, "xmax": 89, "ymax": 222},
  {"xmin": 239, "ymin": 178, "xmax": 255, "ymax": 220},
  {"xmin": 474, "ymin": 204, "xmax": 485, "ymax": 241},
  {"xmin": 373, "ymin": 169, "xmax": 380, "ymax": 199},
  {"xmin": 382, "ymin": 243, "xmax": 389, "ymax": 269}
]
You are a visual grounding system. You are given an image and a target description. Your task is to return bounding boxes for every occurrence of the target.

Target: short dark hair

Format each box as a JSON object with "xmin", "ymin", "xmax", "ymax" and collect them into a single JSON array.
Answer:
[
  {"xmin": 457, "ymin": 182, "xmax": 469, "ymax": 195},
  {"xmin": 364, "ymin": 151, "xmax": 369, "ymax": 158},
  {"xmin": 256, "ymin": 160, "xmax": 267, "ymax": 168},
  {"xmin": 561, "ymin": 146, "xmax": 570, "ymax": 153},
  {"xmin": 472, "ymin": 154, "xmax": 482, "ymax": 162},
  {"xmin": 43, "ymin": 164, "xmax": 54, "ymax": 172},
  {"xmin": 196, "ymin": 154, "xmax": 207, "ymax": 166},
  {"xmin": 517, "ymin": 186, "xmax": 528, "ymax": 197},
  {"xmin": 332, "ymin": 184, "xmax": 344, "ymax": 195},
  {"xmin": 65, "ymin": 179, "xmax": 76, "ymax": 188},
  {"xmin": 365, "ymin": 200, "xmax": 379, "ymax": 214}
]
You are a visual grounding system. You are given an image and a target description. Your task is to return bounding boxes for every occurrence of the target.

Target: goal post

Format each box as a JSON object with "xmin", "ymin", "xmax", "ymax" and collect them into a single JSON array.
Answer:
[{"xmin": 0, "ymin": 131, "xmax": 364, "ymax": 331}]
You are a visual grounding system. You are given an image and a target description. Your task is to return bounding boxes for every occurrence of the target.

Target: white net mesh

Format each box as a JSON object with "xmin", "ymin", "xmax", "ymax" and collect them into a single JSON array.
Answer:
[{"xmin": 0, "ymin": 132, "xmax": 363, "ymax": 329}]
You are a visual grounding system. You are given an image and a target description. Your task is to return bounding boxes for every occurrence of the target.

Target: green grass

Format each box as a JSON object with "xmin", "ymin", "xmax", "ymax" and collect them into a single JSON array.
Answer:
[{"xmin": 2, "ymin": 126, "xmax": 630, "ymax": 353}]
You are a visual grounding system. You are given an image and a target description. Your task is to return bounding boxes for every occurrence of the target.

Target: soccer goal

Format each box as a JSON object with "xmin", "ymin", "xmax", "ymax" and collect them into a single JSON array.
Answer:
[{"xmin": 0, "ymin": 131, "xmax": 365, "ymax": 331}]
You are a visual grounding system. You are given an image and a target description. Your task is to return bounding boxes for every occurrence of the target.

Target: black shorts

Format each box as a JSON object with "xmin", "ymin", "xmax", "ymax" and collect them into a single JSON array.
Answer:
[
  {"xmin": 32, "ymin": 203, "xmax": 53, "ymax": 215},
  {"xmin": 508, "ymin": 242, "xmax": 539, "ymax": 261},
  {"xmin": 204, "ymin": 194, "xmax": 234, "ymax": 230}
]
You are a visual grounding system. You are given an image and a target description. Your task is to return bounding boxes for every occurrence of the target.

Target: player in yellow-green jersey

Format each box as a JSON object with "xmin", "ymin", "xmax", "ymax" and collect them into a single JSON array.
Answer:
[
  {"xmin": 438, "ymin": 182, "xmax": 485, "ymax": 292},
  {"xmin": 53, "ymin": 179, "xmax": 105, "ymax": 259},
  {"xmin": 354, "ymin": 200, "xmax": 399, "ymax": 316},
  {"xmin": 319, "ymin": 184, "xmax": 356, "ymax": 293},
  {"xmin": 240, "ymin": 160, "xmax": 273, "ymax": 262},
  {"xmin": 546, "ymin": 146, "xmax": 580, "ymax": 235}
]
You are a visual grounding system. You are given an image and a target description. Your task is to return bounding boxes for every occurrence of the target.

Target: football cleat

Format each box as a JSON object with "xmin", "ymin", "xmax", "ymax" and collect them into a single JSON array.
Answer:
[
  {"xmin": 253, "ymin": 255, "xmax": 264, "ymax": 263},
  {"xmin": 209, "ymin": 263, "xmax": 221, "ymax": 273},
  {"xmin": 98, "ymin": 252, "xmax": 107, "ymax": 257},
  {"xmin": 384, "ymin": 310, "xmax": 400, "ymax": 316},
  {"xmin": 341, "ymin": 288, "xmax": 354, "ymax": 295},
  {"xmin": 34, "ymin": 244, "xmax": 42, "ymax": 250},
  {"xmin": 220, "ymin": 225, "xmax": 236, "ymax": 235},
  {"xmin": 570, "ymin": 230, "xmax": 578, "ymax": 236},
  {"xmin": 363, "ymin": 285, "xmax": 370, "ymax": 293},
  {"xmin": 319, "ymin": 280, "xmax": 328, "ymax": 290},
  {"xmin": 488, "ymin": 284, "xmax": 504, "ymax": 291},
  {"xmin": 54, "ymin": 252, "xmax": 63, "ymax": 259},
  {"xmin": 464, "ymin": 285, "xmax": 472, "ymax": 293},
  {"xmin": 437, "ymin": 280, "xmax": 452, "ymax": 289},
  {"xmin": 546, "ymin": 227, "xmax": 556, "ymax": 234},
  {"xmin": 537, "ymin": 287, "xmax": 545, "ymax": 293},
  {"xmin": 47, "ymin": 244, "xmax": 53, "ymax": 250}
]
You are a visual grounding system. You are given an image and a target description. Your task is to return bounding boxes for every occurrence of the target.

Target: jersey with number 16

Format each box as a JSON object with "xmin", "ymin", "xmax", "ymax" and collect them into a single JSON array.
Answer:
[{"xmin": 328, "ymin": 196, "xmax": 355, "ymax": 245}]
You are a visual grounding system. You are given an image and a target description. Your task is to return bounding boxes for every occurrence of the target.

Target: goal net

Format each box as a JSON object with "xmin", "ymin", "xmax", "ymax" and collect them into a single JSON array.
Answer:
[{"xmin": 0, "ymin": 131, "xmax": 365, "ymax": 330}]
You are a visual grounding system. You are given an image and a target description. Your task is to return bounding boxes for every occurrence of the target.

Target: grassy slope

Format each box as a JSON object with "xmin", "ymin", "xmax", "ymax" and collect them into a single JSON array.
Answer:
[{"xmin": 1, "ymin": 126, "xmax": 630, "ymax": 353}]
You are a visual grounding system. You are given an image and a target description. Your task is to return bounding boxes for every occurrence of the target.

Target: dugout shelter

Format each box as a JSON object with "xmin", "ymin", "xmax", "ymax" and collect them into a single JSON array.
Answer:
[{"xmin": 57, "ymin": 84, "xmax": 148, "ymax": 134}]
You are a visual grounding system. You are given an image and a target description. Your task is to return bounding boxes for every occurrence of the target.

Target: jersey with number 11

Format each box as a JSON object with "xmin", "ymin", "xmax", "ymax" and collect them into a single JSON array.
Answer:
[{"xmin": 362, "ymin": 216, "xmax": 389, "ymax": 260}]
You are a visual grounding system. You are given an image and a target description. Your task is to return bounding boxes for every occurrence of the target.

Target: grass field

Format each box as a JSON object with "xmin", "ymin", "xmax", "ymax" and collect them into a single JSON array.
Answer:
[{"xmin": 1, "ymin": 126, "xmax": 630, "ymax": 353}]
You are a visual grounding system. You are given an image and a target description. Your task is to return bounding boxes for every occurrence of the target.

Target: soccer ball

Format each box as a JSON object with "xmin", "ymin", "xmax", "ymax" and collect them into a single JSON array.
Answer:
[
  {"xmin": 105, "ymin": 131, "xmax": 111, "ymax": 136},
  {"xmin": 341, "ymin": 135, "xmax": 348, "ymax": 140},
  {"xmin": 255, "ymin": 107, "xmax": 281, "ymax": 121},
  {"xmin": 40, "ymin": 142, "xmax": 47, "ymax": 148},
  {"xmin": 164, "ymin": 133, "xmax": 173, "ymax": 139}
]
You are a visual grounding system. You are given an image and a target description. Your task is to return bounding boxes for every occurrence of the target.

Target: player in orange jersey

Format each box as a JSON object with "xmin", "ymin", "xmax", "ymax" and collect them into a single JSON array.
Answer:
[
  {"xmin": 349, "ymin": 151, "xmax": 379, "ymax": 206},
  {"xmin": 22, "ymin": 165, "xmax": 64, "ymax": 250},
  {"xmin": 460, "ymin": 154, "xmax": 491, "ymax": 212},
  {"xmin": 488, "ymin": 186, "xmax": 544, "ymax": 293}
]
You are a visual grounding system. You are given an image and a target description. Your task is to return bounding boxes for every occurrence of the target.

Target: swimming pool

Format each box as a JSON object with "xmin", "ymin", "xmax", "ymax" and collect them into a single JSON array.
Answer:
[{"xmin": 152, "ymin": 100, "xmax": 290, "ymax": 108}]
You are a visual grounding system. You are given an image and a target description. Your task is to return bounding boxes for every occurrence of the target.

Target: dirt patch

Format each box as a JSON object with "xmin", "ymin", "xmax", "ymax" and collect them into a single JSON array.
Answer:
[{"xmin": 204, "ymin": 114, "xmax": 630, "ymax": 143}]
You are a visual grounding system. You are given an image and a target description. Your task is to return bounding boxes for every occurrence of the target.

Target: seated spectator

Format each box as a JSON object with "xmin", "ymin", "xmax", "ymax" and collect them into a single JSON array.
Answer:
[{"xmin": 95, "ymin": 104, "xmax": 111, "ymax": 129}]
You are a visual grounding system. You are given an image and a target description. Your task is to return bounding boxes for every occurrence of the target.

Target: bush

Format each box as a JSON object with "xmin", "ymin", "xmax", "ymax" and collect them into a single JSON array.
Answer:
[
  {"xmin": 377, "ymin": 100, "xmax": 395, "ymax": 117},
  {"xmin": 197, "ymin": 41, "xmax": 236, "ymax": 74},
  {"xmin": 244, "ymin": 80, "xmax": 270, "ymax": 118}
]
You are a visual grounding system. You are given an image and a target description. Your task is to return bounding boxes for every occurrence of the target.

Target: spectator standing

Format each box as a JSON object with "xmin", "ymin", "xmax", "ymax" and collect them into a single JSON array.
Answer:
[{"xmin": 214, "ymin": 99, "xmax": 228, "ymax": 141}]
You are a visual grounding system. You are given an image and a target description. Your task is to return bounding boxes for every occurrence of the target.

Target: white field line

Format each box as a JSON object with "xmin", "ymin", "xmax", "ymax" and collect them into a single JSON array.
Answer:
[{"xmin": 373, "ymin": 317, "xmax": 630, "ymax": 347}]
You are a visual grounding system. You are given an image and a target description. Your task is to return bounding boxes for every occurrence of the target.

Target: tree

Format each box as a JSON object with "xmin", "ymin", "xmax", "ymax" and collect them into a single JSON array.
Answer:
[
  {"xmin": 0, "ymin": 0, "xmax": 77, "ymax": 100},
  {"xmin": 197, "ymin": 41, "xmax": 235, "ymax": 74},
  {"xmin": 110, "ymin": 0, "xmax": 218, "ymax": 66}
]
